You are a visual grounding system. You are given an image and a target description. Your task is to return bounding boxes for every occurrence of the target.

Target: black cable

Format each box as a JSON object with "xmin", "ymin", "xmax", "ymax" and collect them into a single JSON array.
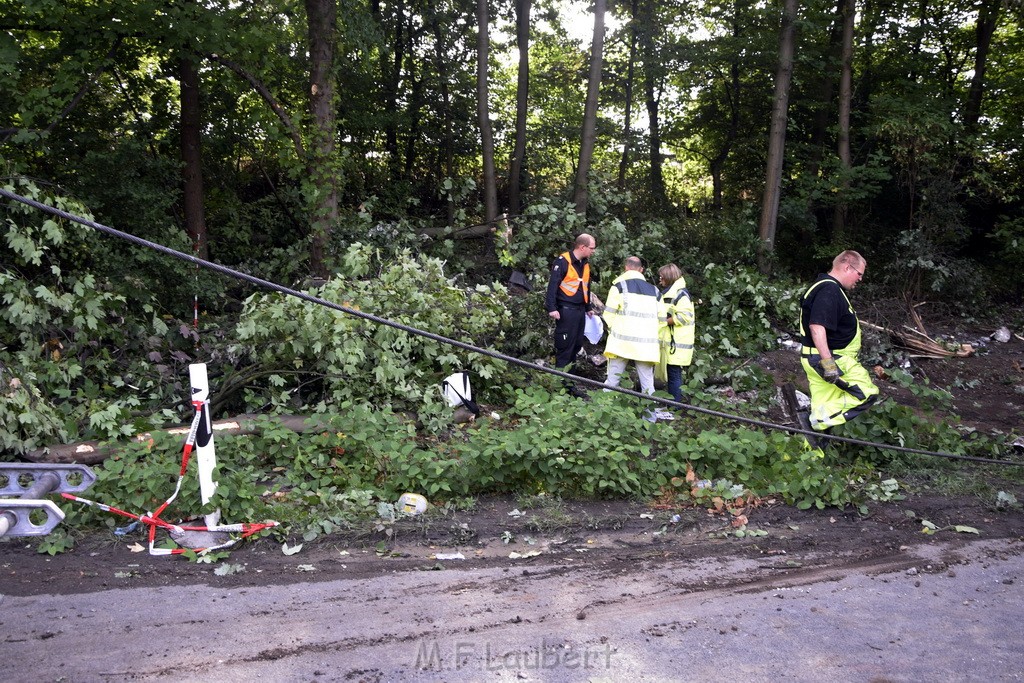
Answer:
[{"xmin": 2, "ymin": 187, "xmax": 1020, "ymax": 467}]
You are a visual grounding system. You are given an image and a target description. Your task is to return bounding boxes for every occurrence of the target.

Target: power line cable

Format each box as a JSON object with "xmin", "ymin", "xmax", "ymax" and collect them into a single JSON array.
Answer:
[{"xmin": 2, "ymin": 186, "xmax": 1020, "ymax": 467}]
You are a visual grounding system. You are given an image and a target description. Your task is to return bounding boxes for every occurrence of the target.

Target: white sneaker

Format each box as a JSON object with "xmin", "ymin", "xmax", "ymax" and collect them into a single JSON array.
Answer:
[{"xmin": 654, "ymin": 409, "xmax": 675, "ymax": 421}]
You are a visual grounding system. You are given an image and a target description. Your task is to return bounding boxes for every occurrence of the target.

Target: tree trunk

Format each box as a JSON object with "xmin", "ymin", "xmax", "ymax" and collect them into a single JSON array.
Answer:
[
  {"xmin": 757, "ymin": 0, "xmax": 798, "ymax": 274},
  {"xmin": 426, "ymin": 3, "xmax": 456, "ymax": 225},
  {"xmin": 832, "ymin": 0, "xmax": 855, "ymax": 236},
  {"xmin": 963, "ymin": 0, "xmax": 1001, "ymax": 136},
  {"xmin": 573, "ymin": 0, "xmax": 606, "ymax": 216},
  {"xmin": 305, "ymin": 0, "xmax": 339, "ymax": 279},
  {"xmin": 22, "ymin": 415, "xmax": 334, "ymax": 465},
  {"xmin": 806, "ymin": 0, "xmax": 845, "ymax": 181},
  {"xmin": 179, "ymin": 53, "xmax": 208, "ymax": 260},
  {"xmin": 383, "ymin": 0, "xmax": 405, "ymax": 179},
  {"xmin": 617, "ymin": 0, "xmax": 638, "ymax": 190},
  {"xmin": 508, "ymin": 0, "xmax": 531, "ymax": 216},
  {"xmin": 403, "ymin": 13, "xmax": 423, "ymax": 179},
  {"xmin": 477, "ymin": 0, "xmax": 498, "ymax": 228},
  {"xmin": 708, "ymin": 0, "xmax": 743, "ymax": 211},
  {"xmin": 637, "ymin": 0, "xmax": 666, "ymax": 209}
]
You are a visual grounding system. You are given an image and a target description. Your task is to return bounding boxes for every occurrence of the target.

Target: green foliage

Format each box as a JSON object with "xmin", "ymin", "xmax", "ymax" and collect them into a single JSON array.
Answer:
[
  {"xmin": 35, "ymin": 527, "xmax": 76, "ymax": 555},
  {"xmin": 498, "ymin": 198, "xmax": 588, "ymax": 274},
  {"xmin": 990, "ymin": 215, "xmax": 1024, "ymax": 300},
  {"xmin": 1, "ymin": 178, "xmax": 194, "ymax": 453},
  {"xmin": 821, "ymin": 370, "xmax": 1007, "ymax": 477},
  {"xmin": 425, "ymin": 388, "xmax": 673, "ymax": 499},
  {"xmin": 232, "ymin": 243, "xmax": 512, "ymax": 427},
  {"xmin": 695, "ymin": 263, "xmax": 801, "ymax": 358}
]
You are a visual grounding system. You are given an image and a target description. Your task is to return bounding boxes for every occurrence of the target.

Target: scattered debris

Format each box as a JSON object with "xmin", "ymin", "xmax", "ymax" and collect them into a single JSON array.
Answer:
[
  {"xmin": 508, "ymin": 550, "xmax": 542, "ymax": 559},
  {"xmin": 992, "ymin": 327, "xmax": 1012, "ymax": 343},
  {"xmin": 507, "ymin": 270, "xmax": 532, "ymax": 293},
  {"xmin": 282, "ymin": 542, "xmax": 302, "ymax": 556},
  {"xmin": 920, "ymin": 520, "xmax": 981, "ymax": 535},
  {"xmin": 996, "ymin": 491, "xmax": 1019, "ymax": 509},
  {"xmin": 397, "ymin": 493, "xmax": 428, "ymax": 515},
  {"xmin": 776, "ymin": 334, "xmax": 802, "ymax": 352},
  {"xmin": 434, "ymin": 552, "xmax": 465, "ymax": 561}
]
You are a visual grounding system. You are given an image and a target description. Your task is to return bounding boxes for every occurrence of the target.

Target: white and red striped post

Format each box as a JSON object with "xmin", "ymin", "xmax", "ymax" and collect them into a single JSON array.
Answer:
[{"xmin": 189, "ymin": 363, "xmax": 221, "ymax": 528}]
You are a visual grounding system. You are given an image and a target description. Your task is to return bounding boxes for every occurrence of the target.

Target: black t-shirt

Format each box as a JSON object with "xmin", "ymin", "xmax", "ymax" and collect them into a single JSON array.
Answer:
[{"xmin": 800, "ymin": 274, "xmax": 857, "ymax": 350}]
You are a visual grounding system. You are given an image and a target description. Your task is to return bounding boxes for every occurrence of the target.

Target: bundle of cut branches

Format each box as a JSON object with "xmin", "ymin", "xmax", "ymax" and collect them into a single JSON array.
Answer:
[{"xmin": 861, "ymin": 319, "xmax": 974, "ymax": 359}]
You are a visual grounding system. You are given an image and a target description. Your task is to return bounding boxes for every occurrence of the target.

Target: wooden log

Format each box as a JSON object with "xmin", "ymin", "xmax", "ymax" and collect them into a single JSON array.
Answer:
[{"xmin": 20, "ymin": 414, "xmax": 332, "ymax": 465}]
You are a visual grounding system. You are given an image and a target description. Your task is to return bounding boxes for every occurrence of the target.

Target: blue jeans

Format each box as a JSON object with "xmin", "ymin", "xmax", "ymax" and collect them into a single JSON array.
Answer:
[{"xmin": 667, "ymin": 365, "xmax": 684, "ymax": 404}]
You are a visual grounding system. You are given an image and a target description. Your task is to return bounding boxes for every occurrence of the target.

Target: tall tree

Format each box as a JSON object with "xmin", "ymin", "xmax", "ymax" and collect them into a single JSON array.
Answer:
[
  {"xmin": 425, "ymin": 0, "xmax": 457, "ymax": 224},
  {"xmin": 962, "ymin": 0, "xmax": 1002, "ymax": 136},
  {"xmin": 617, "ymin": 0, "xmax": 639, "ymax": 190},
  {"xmin": 477, "ymin": 0, "xmax": 499, "ymax": 227},
  {"xmin": 707, "ymin": 0, "xmax": 744, "ymax": 211},
  {"xmin": 636, "ymin": 0, "xmax": 667, "ymax": 208},
  {"xmin": 508, "ymin": 0, "xmax": 531, "ymax": 216},
  {"xmin": 305, "ymin": 0, "xmax": 339, "ymax": 278},
  {"xmin": 757, "ymin": 0, "xmax": 798, "ymax": 273},
  {"xmin": 832, "ymin": 0, "xmax": 856, "ymax": 236},
  {"xmin": 179, "ymin": 53, "xmax": 207, "ymax": 260},
  {"xmin": 574, "ymin": 0, "xmax": 607, "ymax": 215},
  {"xmin": 804, "ymin": 0, "xmax": 846, "ymax": 188}
]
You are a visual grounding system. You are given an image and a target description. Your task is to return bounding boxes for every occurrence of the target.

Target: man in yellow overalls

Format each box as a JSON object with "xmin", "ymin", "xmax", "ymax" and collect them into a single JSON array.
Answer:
[{"xmin": 799, "ymin": 250, "xmax": 879, "ymax": 433}]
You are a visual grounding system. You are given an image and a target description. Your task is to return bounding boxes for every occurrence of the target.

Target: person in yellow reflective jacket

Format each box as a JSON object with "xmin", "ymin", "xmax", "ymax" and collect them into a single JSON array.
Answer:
[
  {"xmin": 799, "ymin": 250, "xmax": 879, "ymax": 432},
  {"xmin": 603, "ymin": 257, "xmax": 660, "ymax": 413},
  {"xmin": 657, "ymin": 264, "xmax": 695, "ymax": 405}
]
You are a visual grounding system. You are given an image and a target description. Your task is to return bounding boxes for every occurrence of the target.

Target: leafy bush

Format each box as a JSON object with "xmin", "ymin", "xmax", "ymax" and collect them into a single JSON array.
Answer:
[
  {"xmin": 693, "ymin": 263, "xmax": 801, "ymax": 358},
  {"xmin": 232, "ymin": 243, "xmax": 513, "ymax": 429},
  {"xmin": 1, "ymin": 178, "xmax": 191, "ymax": 453}
]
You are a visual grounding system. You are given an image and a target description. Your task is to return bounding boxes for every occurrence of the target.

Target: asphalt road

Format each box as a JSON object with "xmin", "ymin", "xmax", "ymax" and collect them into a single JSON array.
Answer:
[{"xmin": 2, "ymin": 538, "xmax": 1022, "ymax": 682}]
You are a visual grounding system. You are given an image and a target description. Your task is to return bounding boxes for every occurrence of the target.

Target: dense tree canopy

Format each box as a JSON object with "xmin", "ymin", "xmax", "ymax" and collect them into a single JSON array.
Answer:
[{"xmin": 2, "ymin": 0, "xmax": 1021, "ymax": 296}]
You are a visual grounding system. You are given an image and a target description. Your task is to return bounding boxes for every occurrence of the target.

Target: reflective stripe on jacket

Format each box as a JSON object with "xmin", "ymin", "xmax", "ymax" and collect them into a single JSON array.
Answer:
[
  {"xmin": 603, "ymin": 271, "xmax": 660, "ymax": 363},
  {"xmin": 557, "ymin": 251, "xmax": 590, "ymax": 302}
]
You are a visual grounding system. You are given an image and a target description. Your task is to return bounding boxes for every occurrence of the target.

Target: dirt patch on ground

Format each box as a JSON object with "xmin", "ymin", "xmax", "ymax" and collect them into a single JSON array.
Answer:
[
  {"xmin": 2, "ymin": 319, "xmax": 1023, "ymax": 597},
  {"xmin": 3, "ymin": 490, "xmax": 1023, "ymax": 598}
]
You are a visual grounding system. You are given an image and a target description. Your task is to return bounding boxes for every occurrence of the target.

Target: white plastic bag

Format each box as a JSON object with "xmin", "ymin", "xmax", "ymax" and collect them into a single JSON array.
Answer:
[
  {"xmin": 584, "ymin": 315, "xmax": 604, "ymax": 344},
  {"xmin": 441, "ymin": 371, "xmax": 478, "ymax": 416},
  {"xmin": 442, "ymin": 372, "xmax": 471, "ymax": 406}
]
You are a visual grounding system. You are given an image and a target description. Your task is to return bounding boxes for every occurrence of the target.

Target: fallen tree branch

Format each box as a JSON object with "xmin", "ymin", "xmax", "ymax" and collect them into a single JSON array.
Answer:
[
  {"xmin": 862, "ymin": 319, "xmax": 974, "ymax": 358},
  {"xmin": 20, "ymin": 414, "xmax": 332, "ymax": 465}
]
